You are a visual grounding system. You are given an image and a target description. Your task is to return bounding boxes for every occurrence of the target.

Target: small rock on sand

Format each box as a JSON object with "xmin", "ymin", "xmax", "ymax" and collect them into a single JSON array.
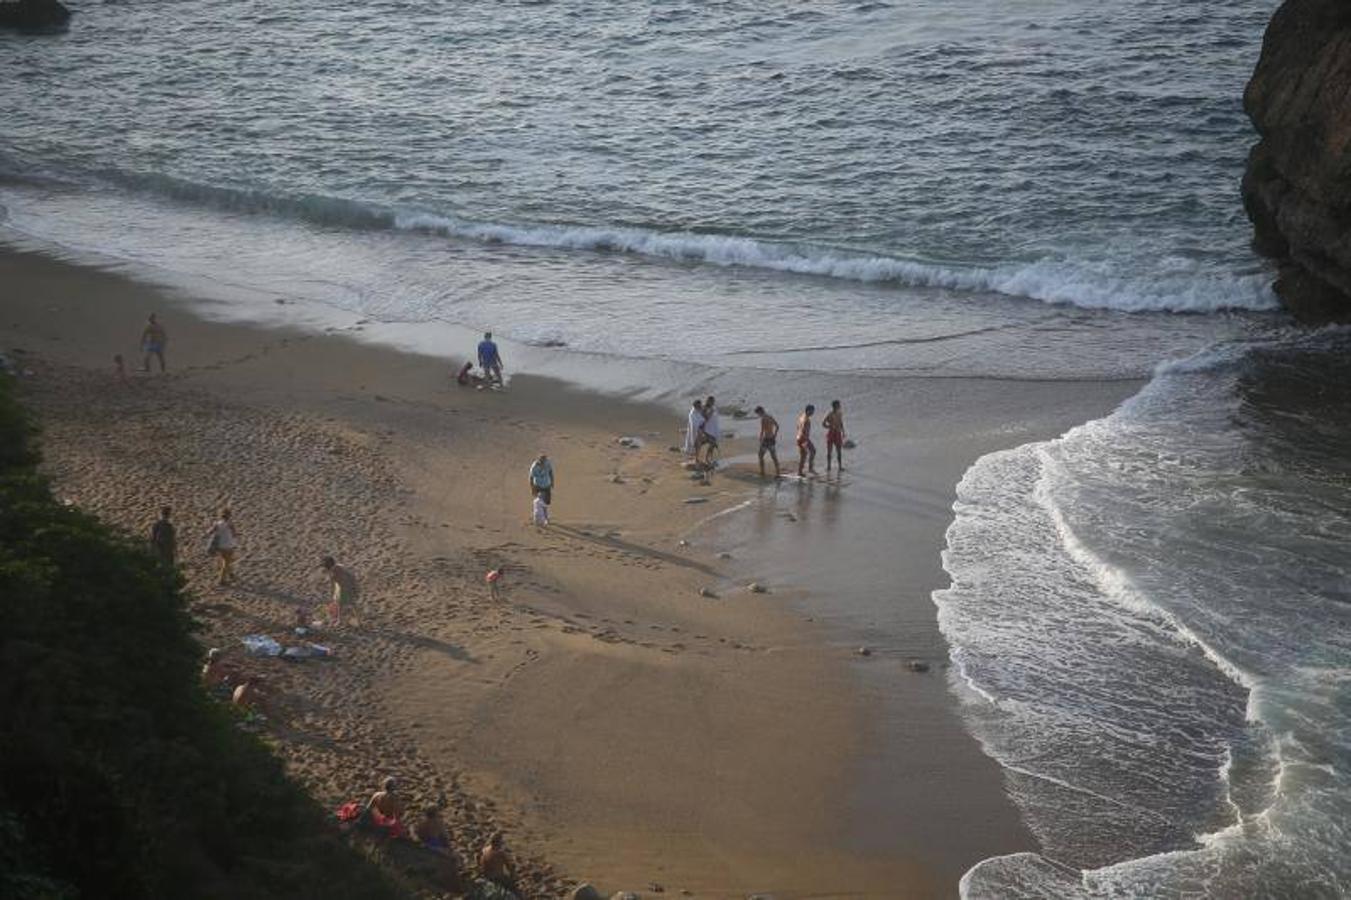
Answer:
[
  {"xmin": 857, "ymin": 646, "xmax": 872, "ymax": 657},
  {"xmin": 698, "ymin": 587, "xmax": 717, "ymax": 598},
  {"xmin": 677, "ymin": 539, "xmax": 689, "ymax": 547},
  {"xmin": 570, "ymin": 885, "xmax": 603, "ymax": 900},
  {"xmin": 611, "ymin": 893, "xmax": 642, "ymax": 900},
  {"xmin": 747, "ymin": 582, "xmax": 768, "ymax": 594},
  {"xmin": 684, "ymin": 497, "xmax": 708, "ymax": 504},
  {"xmin": 608, "ymin": 474, "xmax": 624, "ymax": 483},
  {"xmin": 717, "ymin": 551, "xmax": 733, "ymax": 560},
  {"xmin": 907, "ymin": 660, "xmax": 931, "ymax": 673}
]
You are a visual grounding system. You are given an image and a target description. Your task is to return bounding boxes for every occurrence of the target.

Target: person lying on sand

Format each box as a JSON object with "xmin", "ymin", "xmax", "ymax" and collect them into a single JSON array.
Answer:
[
  {"xmin": 478, "ymin": 831, "xmax": 517, "ymax": 892},
  {"xmin": 755, "ymin": 406, "xmax": 781, "ymax": 479}
]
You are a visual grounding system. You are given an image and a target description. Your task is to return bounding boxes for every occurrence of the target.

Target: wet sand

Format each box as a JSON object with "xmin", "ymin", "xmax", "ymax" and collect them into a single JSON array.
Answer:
[{"xmin": 1, "ymin": 243, "xmax": 1139, "ymax": 897}]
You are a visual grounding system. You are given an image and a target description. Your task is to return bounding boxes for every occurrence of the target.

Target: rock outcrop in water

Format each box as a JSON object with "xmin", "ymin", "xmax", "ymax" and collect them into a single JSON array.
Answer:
[
  {"xmin": 1242, "ymin": 0, "xmax": 1351, "ymax": 322},
  {"xmin": 0, "ymin": 0, "xmax": 71, "ymax": 31}
]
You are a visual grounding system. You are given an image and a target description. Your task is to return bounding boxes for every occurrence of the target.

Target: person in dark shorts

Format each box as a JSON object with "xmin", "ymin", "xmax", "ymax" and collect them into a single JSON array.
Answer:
[
  {"xmin": 150, "ymin": 505, "xmax": 176, "ymax": 565},
  {"xmin": 754, "ymin": 406, "xmax": 781, "ymax": 479},
  {"xmin": 477, "ymin": 332, "xmax": 503, "ymax": 386},
  {"xmin": 141, "ymin": 313, "xmax": 168, "ymax": 373},
  {"xmin": 823, "ymin": 399, "xmax": 846, "ymax": 472}
]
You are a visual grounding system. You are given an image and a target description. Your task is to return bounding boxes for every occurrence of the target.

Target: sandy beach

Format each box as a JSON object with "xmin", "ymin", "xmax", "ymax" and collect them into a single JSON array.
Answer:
[{"xmin": 2, "ymin": 243, "xmax": 1141, "ymax": 898}]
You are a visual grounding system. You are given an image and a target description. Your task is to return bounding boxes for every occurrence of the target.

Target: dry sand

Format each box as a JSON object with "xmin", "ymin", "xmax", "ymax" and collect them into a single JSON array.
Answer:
[{"xmin": 1, "ymin": 244, "xmax": 1138, "ymax": 898}]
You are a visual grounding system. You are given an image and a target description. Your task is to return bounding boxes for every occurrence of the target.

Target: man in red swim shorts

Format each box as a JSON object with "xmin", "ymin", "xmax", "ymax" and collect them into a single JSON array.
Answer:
[
  {"xmin": 796, "ymin": 404, "xmax": 818, "ymax": 477},
  {"xmin": 823, "ymin": 399, "xmax": 846, "ymax": 472}
]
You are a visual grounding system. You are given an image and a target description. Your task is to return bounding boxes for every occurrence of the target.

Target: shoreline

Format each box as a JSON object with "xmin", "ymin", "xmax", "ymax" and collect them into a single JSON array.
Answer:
[{"xmin": 2, "ymin": 240, "xmax": 1141, "ymax": 896}]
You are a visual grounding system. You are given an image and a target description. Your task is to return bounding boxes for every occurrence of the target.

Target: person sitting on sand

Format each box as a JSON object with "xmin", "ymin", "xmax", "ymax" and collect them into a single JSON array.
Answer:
[
  {"xmin": 456, "ymin": 361, "xmax": 484, "ymax": 387},
  {"xmin": 201, "ymin": 647, "xmax": 235, "ymax": 693},
  {"xmin": 796, "ymin": 404, "xmax": 818, "ymax": 477},
  {"xmin": 205, "ymin": 508, "xmax": 239, "ymax": 586},
  {"xmin": 414, "ymin": 805, "xmax": 452, "ymax": 852},
  {"xmin": 823, "ymin": 399, "xmax": 846, "ymax": 472},
  {"xmin": 140, "ymin": 313, "xmax": 168, "ymax": 373},
  {"xmin": 149, "ymin": 505, "xmax": 176, "ymax": 566},
  {"xmin": 477, "ymin": 332, "xmax": 504, "ymax": 386},
  {"xmin": 755, "ymin": 406, "xmax": 781, "ymax": 479},
  {"xmin": 114, "ymin": 353, "xmax": 128, "ymax": 383},
  {"xmin": 478, "ymin": 831, "xmax": 517, "ymax": 892},
  {"xmin": 361, "ymin": 777, "xmax": 407, "ymax": 838},
  {"xmin": 321, "ymin": 555, "xmax": 361, "ymax": 628},
  {"xmin": 684, "ymin": 399, "xmax": 705, "ymax": 459},
  {"xmin": 528, "ymin": 453, "xmax": 554, "ymax": 507},
  {"xmin": 232, "ymin": 675, "xmax": 273, "ymax": 717}
]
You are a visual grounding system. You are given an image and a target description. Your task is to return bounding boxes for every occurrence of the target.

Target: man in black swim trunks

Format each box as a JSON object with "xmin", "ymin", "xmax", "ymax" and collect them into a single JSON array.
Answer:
[{"xmin": 755, "ymin": 406, "xmax": 781, "ymax": 479}]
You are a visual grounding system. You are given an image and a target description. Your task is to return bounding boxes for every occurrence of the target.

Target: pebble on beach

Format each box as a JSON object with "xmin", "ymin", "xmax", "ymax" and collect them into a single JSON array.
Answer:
[
  {"xmin": 698, "ymin": 587, "xmax": 717, "ymax": 598},
  {"xmin": 747, "ymin": 582, "xmax": 768, "ymax": 594},
  {"xmin": 907, "ymin": 660, "xmax": 931, "ymax": 673}
]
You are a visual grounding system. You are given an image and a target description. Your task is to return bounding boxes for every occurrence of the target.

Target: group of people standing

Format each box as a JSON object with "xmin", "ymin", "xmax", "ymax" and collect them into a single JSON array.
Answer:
[{"xmin": 687, "ymin": 398, "xmax": 848, "ymax": 479}]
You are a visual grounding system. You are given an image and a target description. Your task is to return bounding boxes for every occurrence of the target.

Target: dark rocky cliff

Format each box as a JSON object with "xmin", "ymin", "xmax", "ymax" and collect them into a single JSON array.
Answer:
[
  {"xmin": 1242, "ymin": 0, "xmax": 1351, "ymax": 322},
  {"xmin": 0, "ymin": 0, "xmax": 71, "ymax": 32}
]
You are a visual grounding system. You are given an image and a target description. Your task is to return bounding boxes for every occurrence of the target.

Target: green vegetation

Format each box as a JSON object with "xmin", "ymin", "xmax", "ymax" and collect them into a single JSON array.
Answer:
[{"xmin": 0, "ymin": 374, "xmax": 403, "ymax": 899}]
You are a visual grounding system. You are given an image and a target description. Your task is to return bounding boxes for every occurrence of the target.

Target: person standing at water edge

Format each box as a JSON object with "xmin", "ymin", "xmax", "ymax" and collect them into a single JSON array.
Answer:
[
  {"xmin": 149, "ymin": 505, "xmax": 176, "ymax": 566},
  {"xmin": 755, "ymin": 406, "xmax": 781, "ymax": 479},
  {"xmin": 700, "ymin": 395, "xmax": 721, "ymax": 467},
  {"xmin": 529, "ymin": 453, "xmax": 554, "ymax": 506},
  {"xmin": 321, "ymin": 555, "xmax": 361, "ymax": 627},
  {"xmin": 823, "ymin": 399, "xmax": 846, "ymax": 472},
  {"xmin": 477, "ymin": 331, "xmax": 503, "ymax": 385},
  {"xmin": 141, "ymin": 313, "xmax": 167, "ymax": 373},
  {"xmin": 796, "ymin": 404, "xmax": 818, "ymax": 477},
  {"xmin": 205, "ymin": 508, "xmax": 238, "ymax": 586},
  {"xmin": 684, "ymin": 399, "xmax": 705, "ymax": 459}
]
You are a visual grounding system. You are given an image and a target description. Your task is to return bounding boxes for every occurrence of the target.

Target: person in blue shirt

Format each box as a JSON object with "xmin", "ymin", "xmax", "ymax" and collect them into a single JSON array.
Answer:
[
  {"xmin": 477, "ymin": 331, "xmax": 503, "ymax": 385},
  {"xmin": 528, "ymin": 453, "xmax": 554, "ymax": 507}
]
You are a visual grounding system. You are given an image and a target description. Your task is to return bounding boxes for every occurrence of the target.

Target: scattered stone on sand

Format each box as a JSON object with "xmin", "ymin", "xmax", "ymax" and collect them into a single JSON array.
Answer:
[
  {"xmin": 649, "ymin": 884, "xmax": 665, "ymax": 894},
  {"xmin": 857, "ymin": 646, "xmax": 872, "ymax": 657},
  {"xmin": 570, "ymin": 885, "xmax": 603, "ymax": 900},
  {"xmin": 907, "ymin": 660, "xmax": 931, "ymax": 673},
  {"xmin": 617, "ymin": 436, "xmax": 643, "ymax": 448},
  {"xmin": 610, "ymin": 893, "xmax": 642, "ymax": 900},
  {"xmin": 698, "ymin": 587, "xmax": 717, "ymax": 598},
  {"xmin": 668, "ymin": 445, "xmax": 682, "ymax": 453},
  {"xmin": 843, "ymin": 439, "xmax": 857, "ymax": 449},
  {"xmin": 608, "ymin": 474, "xmax": 624, "ymax": 483},
  {"xmin": 684, "ymin": 497, "xmax": 708, "ymax": 504},
  {"xmin": 747, "ymin": 582, "xmax": 768, "ymax": 594},
  {"xmin": 717, "ymin": 551, "xmax": 733, "ymax": 560},
  {"xmin": 782, "ymin": 512, "xmax": 798, "ymax": 522},
  {"xmin": 677, "ymin": 539, "xmax": 689, "ymax": 547}
]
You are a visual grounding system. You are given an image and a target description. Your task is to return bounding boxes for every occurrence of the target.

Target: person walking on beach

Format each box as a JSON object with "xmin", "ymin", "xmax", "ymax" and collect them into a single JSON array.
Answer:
[
  {"xmin": 477, "ymin": 331, "xmax": 503, "ymax": 386},
  {"xmin": 684, "ymin": 399, "xmax": 705, "ymax": 459},
  {"xmin": 205, "ymin": 508, "xmax": 239, "ymax": 586},
  {"xmin": 796, "ymin": 404, "xmax": 818, "ymax": 477},
  {"xmin": 529, "ymin": 452, "xmax": 554, "ymax": 506},
  {"xmin": 700, "ymin": 395, "xmax": 721, "ymax": 468},
  {"xmin": 149, "ymin": 505, "xmax": 176, "ymax": 566},
  {"xmin": 321, "ymin": 555, "xmax": 361, "ymax": 628},
  {"xmin": 823, "ymin": 399, "xmax": 846, "ymax": 472},
  {"xmin": 754, "ymin": 406, "xmax": 781, "ymax": 479},
  {"xmin": 141, "ymin": 313, "xmax": 168, "ymax": 373}
]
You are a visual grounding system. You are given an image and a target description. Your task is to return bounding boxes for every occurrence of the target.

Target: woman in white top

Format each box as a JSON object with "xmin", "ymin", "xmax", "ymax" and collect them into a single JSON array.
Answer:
[
  {"xmin": 206, "ymin": 508, "xmax": 239, "ymax": 586},
  {"xmin": 684, "ymin": 399, "xmax": 705, "ymax": 458}
]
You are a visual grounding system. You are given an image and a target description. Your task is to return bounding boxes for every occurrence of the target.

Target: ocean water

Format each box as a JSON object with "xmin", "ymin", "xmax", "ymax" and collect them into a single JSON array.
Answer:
[{"xmin": 7, "ymin": 1, "xmax": 1346, "ymax": 897}]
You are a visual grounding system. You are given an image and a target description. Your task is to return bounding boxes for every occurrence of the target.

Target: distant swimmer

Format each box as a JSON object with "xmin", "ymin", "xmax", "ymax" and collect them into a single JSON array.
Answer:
[
  {"xmin": 477, "ymin": 332, "xmax": 504, "ymax": 386},
  {"xmin": 141, "ymin": 313, "xmax": 167, "ymax": 373},
  {"xmin": 754, "ymin": 406, "xmax": 781, "ymax": 479},
  {"xmin": 796, "ymin": 404, "xmax": 818, "ymax": 477},
  {"xmin": 823, "ymin": 399, "xmax": 846, "ymax": 472},
  {"xmin": 684, "ymin": 399, "xmax": 705, "ymax": 459}
]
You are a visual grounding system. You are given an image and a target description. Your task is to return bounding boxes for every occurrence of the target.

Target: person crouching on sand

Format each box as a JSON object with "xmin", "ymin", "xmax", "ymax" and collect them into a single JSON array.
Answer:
[
  {"xmin": 479, "ymin": 831, "xmax": 517, "ymax": 893},
  {"xmin": 796, "ymin": 404, "xmax": 818, "ymax": 477},
  {"xmin": 823, "ymin": 399, "xmax": 846, "ymax": 472},
  {"xmin": 755, "ymin": 406, "xmax": 781, "ymax": 479},
  {"xmin": 456, "ymin": 360, "xmax": 484, "ymax": 387},
  {"xmin": 321, "ymin": 555, "xmax": 361, "ymax": 628},
  {"xmin": 206, "ymin": 508, "xmax": 239, "ymax": 586}
]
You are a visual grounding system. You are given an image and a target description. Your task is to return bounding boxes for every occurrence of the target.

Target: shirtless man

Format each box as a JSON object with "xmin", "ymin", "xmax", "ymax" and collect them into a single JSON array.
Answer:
[
  {"xmin": 823, "ymin": 399, "xmax": 846, "ymax": 472},
  {"xmin": 796, "ymin": 404, "xmax": 818, "ymax": 477},
  {"xmin": 478, "ymin": 831, "xmax": 517, "ymax": 892},
  {"xmin": 141, "ymin": 313, "xmax": 168, "ymax": 373},
  {"xmin": 232, "ymin": 676, "xmax": 273, "ymax": 717},
  {"xmin": 754, "ymin": 406, "xmax": 781, "ymax": 479},
  {"xmin": 321, "ymin": 556, "xmax": 361, "ymax": 627},
  {"xmin": 364, "ymin": 777, "xmax": 407, "ymax": 830}
]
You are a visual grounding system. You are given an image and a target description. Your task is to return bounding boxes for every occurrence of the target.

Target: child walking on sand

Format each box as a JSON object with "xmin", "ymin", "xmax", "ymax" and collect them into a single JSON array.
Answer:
[{"xmin": 532, "ymin": 492, "xmax": 550, "ymax": 527}]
